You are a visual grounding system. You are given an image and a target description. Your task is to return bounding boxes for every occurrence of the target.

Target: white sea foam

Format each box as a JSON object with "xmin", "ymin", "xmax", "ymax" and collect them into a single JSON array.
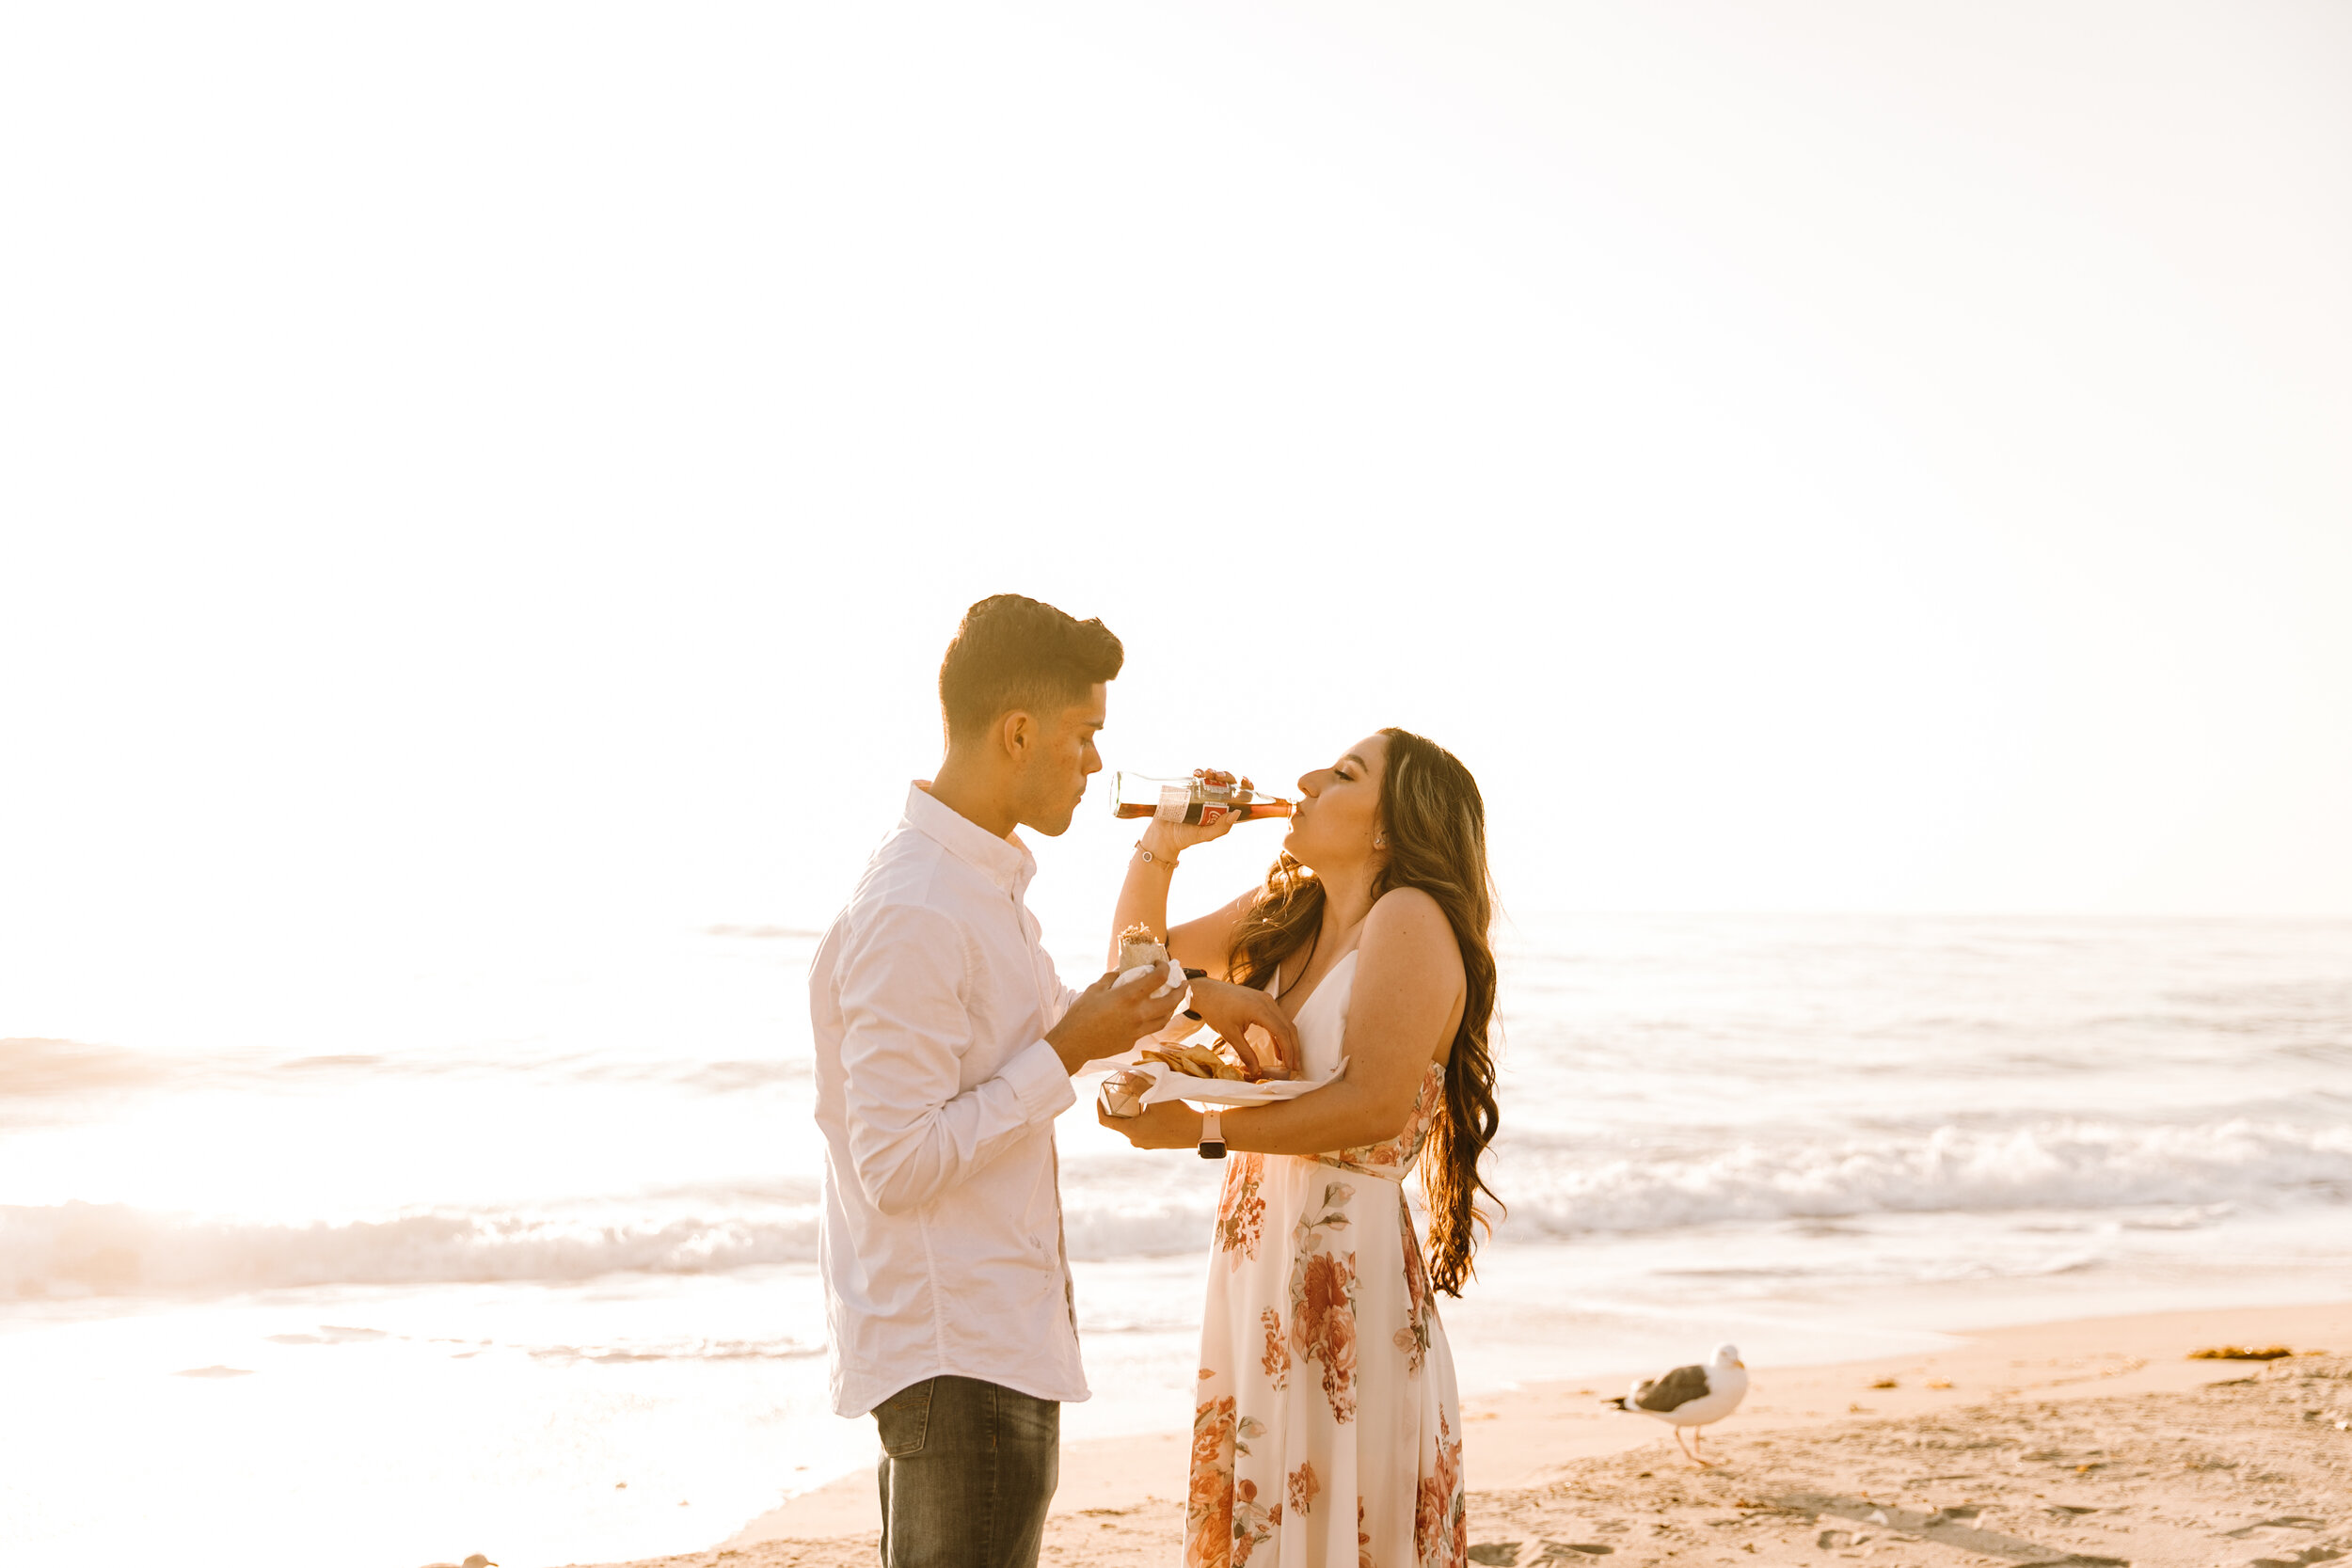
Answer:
[{"xmin": 1497, "ymin": 1117, "xmax": 2352, "ymax": 1235}]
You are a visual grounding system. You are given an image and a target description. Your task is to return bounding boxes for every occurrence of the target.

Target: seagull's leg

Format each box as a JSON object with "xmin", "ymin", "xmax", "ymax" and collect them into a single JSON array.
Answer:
[
  {"xmin": 1674, "ymin": 1425, "xmax": 1695, "ymax": 1465},
  {"xmin": 1692, "ymin": 1426, "xmax": 1719, "ymax": 1468}
]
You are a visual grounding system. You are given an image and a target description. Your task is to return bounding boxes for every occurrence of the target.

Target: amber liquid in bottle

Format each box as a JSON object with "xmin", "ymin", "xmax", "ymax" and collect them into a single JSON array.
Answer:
[{"xmin": 1110, "ymin": 770, "xmax": 1295, "ymax": 824}]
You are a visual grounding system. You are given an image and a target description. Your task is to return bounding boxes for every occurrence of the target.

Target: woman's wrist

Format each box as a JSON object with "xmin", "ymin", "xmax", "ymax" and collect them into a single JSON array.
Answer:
[{"xmin": 1134, "ymin": 825, "xmax": 1184, "ymax": 868}]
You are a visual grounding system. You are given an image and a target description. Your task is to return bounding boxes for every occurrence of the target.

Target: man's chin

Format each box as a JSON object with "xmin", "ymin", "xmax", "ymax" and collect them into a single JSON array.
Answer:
[{"xmin": 1025, "ymin": 803, "xmax": 1079, "ymax": 838}]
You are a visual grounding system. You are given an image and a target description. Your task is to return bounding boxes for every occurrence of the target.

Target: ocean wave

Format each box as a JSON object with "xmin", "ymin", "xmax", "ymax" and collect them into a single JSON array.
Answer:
[
  {"xmin": 9, "ymin": 1117, "xmax": 2348, "ymax": 1297},
  {"xmin": 1496, "ymin": 1117, "xmax": 2352, "ymax": 1235},
  {"xmin": 1060, "ymin": 1191, "xmax": 1220, "ymax": 1261},
  {"xmin": 525, "ymin": 1337, "xmax": 823, "ymax": 1364},
  {"xmin": 0, "ymin": 1203, "xmax": 824, "ymax": 1299},
  {"xmin": 0, "ymin": 1037, "xmax": 175, "ymax": 1101},
  {"xmin": 0, "ymin": 1193, "xmax": 1241, "ymax": 1296}
]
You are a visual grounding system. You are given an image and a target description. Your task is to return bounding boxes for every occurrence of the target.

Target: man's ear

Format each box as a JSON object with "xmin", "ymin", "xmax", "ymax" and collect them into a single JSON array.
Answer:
[{"xmin": 997, "ymin": 707, "xmax": 1037, "ymax": 763}]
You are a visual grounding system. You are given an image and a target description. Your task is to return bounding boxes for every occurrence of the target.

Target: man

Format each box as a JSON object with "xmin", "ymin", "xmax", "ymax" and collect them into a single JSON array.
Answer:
[{"xmin": 811, "ymin": 594, "xmax": 1297, "ymax": 1567}]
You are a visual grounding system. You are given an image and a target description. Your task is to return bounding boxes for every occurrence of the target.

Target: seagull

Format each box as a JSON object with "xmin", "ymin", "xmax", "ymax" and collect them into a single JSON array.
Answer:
[{"xmin": 1606, "ymin": 1343, "xmax": 1749, "ymax": 1465}]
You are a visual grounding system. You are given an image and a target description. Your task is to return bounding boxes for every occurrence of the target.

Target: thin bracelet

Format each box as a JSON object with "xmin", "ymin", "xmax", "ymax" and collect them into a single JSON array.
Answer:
[{"xmin": 1134, "ymin": 839, "xmax": 1178, "ymax": 868}]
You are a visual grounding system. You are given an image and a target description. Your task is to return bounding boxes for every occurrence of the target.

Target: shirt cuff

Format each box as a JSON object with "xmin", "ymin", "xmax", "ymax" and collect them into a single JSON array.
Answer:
[{"xmin": 1001, "ymin": 1036, "xmax": 1079, "ymax": 1123}]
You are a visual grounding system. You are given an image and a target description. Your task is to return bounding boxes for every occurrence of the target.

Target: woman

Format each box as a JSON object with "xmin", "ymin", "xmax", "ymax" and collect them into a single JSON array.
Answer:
[{"xmin": 1099, "ymin": 729, "xmax": 1502, "ymax": 1568}]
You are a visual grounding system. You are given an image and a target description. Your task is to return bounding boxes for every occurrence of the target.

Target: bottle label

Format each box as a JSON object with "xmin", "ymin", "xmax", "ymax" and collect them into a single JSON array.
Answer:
[{"xmin": 1154, "ymin": 784, "xmax": 1232, "ymax": 826}]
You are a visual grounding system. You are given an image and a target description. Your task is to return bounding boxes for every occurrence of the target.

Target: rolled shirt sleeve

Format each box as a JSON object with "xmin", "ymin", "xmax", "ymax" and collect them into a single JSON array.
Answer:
[{"xmin": 835, "ymin": 903, "xmax": 1078, "ymax": 1216}]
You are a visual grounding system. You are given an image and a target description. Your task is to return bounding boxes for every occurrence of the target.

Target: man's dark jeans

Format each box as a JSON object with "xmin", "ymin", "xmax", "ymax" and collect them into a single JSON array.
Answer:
[{"xmin": 872, "ymin": 1374, "xmax": 1059, "ymax": 1567}]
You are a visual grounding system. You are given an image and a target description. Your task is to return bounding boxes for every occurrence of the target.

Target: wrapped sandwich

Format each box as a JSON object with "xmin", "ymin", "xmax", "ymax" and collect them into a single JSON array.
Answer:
[{"xmin": 1118, "ymin": 923, "xmax": 1169, "ymax": 972}]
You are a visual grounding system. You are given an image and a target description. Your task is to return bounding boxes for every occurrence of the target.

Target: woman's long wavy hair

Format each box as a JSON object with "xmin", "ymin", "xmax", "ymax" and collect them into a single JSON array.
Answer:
[{"xmin": 1228, "ymin": 728, "xmax": 1502, "ymax": 1295}]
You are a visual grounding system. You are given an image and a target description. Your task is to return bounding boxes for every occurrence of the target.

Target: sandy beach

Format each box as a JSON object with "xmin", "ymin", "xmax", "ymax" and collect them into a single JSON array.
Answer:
[{"xmin": 549, "ymin": 1300, "xmax": 2352, "ymax": 1568}]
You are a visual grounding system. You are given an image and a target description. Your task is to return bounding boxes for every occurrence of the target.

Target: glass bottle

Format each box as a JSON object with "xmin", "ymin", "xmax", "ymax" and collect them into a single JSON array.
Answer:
[{"xmin": 1108, "ymin": 768, "xmax": 1295, "ymax": 825}]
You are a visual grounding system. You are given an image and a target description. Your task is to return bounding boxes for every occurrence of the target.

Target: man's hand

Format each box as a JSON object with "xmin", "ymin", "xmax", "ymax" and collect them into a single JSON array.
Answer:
[
  {"xmin": 1186, "ymin": 978, "xmax": 1302, "ymax": 1080},
  {"xmin": 1097, "ymin": 1095, "xmax": 1204, "ymax": 1150},
  {"xmin": 1047, "ymin": 961, "xmax": 1184, "ymax": 1074}
]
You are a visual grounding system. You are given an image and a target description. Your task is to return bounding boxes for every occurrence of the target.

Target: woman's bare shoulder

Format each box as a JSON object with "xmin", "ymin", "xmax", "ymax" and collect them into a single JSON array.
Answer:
[
  {"xmin": 1355, "ymin": 889, "xmax": 1467, "ymax": 1057},
  {"xmin": 1363, "ymin": 887, "xmax": 1462, "ymax": 967}
]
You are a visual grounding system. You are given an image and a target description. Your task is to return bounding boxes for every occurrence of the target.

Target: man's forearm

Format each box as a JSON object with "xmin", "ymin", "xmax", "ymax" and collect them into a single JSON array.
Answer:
[{"xmin": 846, "ymin": 1038, "xmax": 1075, "ymax": 1213}]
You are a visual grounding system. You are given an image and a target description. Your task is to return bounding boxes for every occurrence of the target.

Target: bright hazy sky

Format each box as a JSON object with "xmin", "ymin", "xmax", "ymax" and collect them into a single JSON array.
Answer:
[{"xmin": 5, "ymin": 1, "xmax": 2349, "ymax": 984}]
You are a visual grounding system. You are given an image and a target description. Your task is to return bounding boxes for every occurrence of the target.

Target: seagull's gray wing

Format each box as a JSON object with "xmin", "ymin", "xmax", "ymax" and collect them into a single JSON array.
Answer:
[{"xmin": 1633, "ymin": 1363, "xmax": 1712, "ymax": 1412}]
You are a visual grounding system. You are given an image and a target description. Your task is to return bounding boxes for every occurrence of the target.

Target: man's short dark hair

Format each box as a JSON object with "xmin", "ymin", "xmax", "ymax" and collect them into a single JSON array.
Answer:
[{"xmin": 939, "ymin": 594, "xmax": 1124, "ymax": 745}]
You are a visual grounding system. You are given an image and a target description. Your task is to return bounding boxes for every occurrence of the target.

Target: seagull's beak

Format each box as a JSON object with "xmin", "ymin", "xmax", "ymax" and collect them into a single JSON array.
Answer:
[{"xmin": 1734, "ymin": 1359, "xmax": 1745, "ymax": 1370}]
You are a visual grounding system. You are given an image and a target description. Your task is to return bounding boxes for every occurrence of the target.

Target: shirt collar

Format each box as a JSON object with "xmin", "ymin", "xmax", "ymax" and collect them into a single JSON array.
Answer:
[{"xmin": 903, "ymin": 782, "xmax": 1036, "ymax": 897}]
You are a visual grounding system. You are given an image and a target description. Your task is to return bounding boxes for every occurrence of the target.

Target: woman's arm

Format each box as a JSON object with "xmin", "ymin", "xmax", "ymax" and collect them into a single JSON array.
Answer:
[
  {"xmin": 1101, "ymin": 887, "xmax": 1466, "ymax": 1155},
  {"xmin": 1105, "ymin": 817, "xmax": 1264, "ymax": 978},
  {"xmin": 1165, "ymin": 888, "xmax": 1262, "ymax": 979}
]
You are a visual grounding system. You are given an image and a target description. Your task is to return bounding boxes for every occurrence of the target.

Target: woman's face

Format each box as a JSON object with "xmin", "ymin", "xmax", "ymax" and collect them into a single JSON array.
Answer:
[{"xmin": 1283, "ymin": 733, "xmax": 1388, "ymax": 872}]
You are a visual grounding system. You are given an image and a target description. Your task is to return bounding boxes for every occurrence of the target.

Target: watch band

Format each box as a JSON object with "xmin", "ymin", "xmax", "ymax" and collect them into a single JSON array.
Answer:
[{"xmin": 1198, "ymin": 1108, "xmax": 1226, "ymax": 1161}]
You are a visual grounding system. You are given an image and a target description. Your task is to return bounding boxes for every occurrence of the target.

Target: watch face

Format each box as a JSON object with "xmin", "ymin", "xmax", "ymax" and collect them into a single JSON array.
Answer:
[{"xmin": 1198, "ymin": 1142, "xmax": 1227, "ymax": 1160}]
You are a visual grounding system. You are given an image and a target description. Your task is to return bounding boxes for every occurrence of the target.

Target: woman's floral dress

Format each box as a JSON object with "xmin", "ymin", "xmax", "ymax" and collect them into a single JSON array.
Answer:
[{"xmin": 1187, "ymin": 950, "xmax": 1466, "ymax": 1568}]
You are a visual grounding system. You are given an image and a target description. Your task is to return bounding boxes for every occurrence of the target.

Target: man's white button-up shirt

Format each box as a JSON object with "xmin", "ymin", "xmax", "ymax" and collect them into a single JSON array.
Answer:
[{"xmin": 811, "ymin": 782, "xmax": 1087, "ymax": 1418}]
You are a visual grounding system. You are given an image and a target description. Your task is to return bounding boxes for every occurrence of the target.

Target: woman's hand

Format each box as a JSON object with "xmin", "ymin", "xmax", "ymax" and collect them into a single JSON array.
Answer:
[
  {"xmin": 1137, "ymin": 773, "xmax": 1265, "ymax": 860},
  {"xmin": 1096, "ymin": 1096, "xmax": 1205, "ymax": 1150},
  {"xmin": 1186, "ymin": 978, "xmax": 1301, "ymax": 1079}
]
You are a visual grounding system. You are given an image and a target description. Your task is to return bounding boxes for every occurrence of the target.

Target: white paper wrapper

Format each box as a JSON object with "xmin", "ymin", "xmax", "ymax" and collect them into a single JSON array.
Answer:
[{"xmin": 1112, "ymin": 960, "xmax": 1184, "ymax": 999}]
